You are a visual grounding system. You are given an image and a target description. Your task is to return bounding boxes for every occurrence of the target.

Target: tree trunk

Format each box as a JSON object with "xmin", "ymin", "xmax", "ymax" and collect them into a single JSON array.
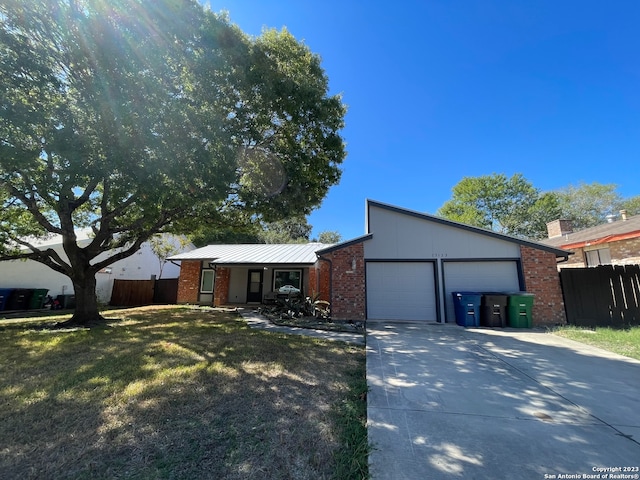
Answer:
[{"xmin": 68, "ymin": 271, "xmax": 104, "ymax": 326}]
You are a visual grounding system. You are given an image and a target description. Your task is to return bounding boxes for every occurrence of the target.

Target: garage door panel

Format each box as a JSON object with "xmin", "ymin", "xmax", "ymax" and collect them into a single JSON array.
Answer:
[
  {"xmin": 443, "ymin": 261, "xmax": 520, "ymax": 322},
  {"xmin": 367, "ymin": 262, "xmax": 436, "ymax": 321}
]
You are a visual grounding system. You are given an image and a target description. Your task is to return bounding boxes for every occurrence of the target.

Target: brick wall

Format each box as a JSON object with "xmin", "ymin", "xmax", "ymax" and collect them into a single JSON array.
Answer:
[
  {"xmin": 176, "ymin": 260, "xmax": 200, "ymax": 304},
  {"xmin": 308, "ymin": 266, "xmax": 317, "ymax": 297},
  {"xmin": 214, "ymin": 267, "xmax": 230, "ymax": 306},
  {"xmin": 609, "ymin": 237, "xmax": 640, "ymax": 265},
  {"xmin": 558, "ymin": 237, "xmax": 640, "ymax": 269},
  {"xmin": 308, "ymin": 261, "xmax": 331, "ymax": 302},
  {"xmin": 562, "ymin": 246, "xmax": 586, "ymax": 267},
  {"xmin": 546, "ymin": 219, "xmax": 573, "ymax": 238},
  {"xmin": 320, "ymin": 242, "xmax": 366, "ymax": 320},
  {"xmin": 520, "ymin": 246, "xmax": 566, "ymax": 326}
]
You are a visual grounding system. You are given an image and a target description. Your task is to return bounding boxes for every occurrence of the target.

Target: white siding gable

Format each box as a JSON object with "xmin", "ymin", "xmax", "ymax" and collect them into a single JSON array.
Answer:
[{"xmin": 365, "ymin": 203, "xmax": 520, "ymax": 260}]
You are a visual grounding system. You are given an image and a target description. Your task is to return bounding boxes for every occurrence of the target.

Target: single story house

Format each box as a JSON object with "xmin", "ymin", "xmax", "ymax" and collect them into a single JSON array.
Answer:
[
  {"xmin": 0, "ymin": 232, "xmax": 193, "ymax": 304},
  {"xmin": 170, "ymin": 242, "xmax": 333, "ymax": 307},
  {"xmin": 542, "ymin": 210, "xmax": 640, "ymax": 268},
  {"xmin": 171, "ymin": 200, "xmax": 570, "ymax": 326}
]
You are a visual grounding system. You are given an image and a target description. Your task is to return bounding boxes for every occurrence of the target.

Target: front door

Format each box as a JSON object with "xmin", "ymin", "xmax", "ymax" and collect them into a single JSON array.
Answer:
[{"xmin": 247, "ymin": 269, "xmax": 263, "ymax": 303}]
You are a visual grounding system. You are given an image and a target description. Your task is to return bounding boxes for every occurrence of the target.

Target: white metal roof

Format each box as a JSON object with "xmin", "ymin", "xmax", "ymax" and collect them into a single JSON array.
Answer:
[{"xmin": 168, "ymin": 243, "xmax": 333, "ymax": 264}]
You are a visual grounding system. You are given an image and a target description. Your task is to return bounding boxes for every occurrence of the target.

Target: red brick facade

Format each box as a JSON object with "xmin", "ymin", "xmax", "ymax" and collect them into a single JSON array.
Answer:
[
  {"xmin": 317, "ymin": 242, "xmax": 366, "ymax": 321},
  {"xmin": 308, "ymin": 261, "xmax": 331, "ymax": 302},
  {"xmin": 520, "ymin": 245, "xmax": 567, "ymax": 326},
  {"xmin": 176, "ymin": 260, "xmax": 200, "ymax": 304},
  {"xmin": 214, "ymin": 267, "xmax": 230, "ymax": 306}
]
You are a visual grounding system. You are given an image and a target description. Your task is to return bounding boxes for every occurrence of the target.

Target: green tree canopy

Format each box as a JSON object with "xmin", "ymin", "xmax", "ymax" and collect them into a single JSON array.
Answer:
[
  {"xmin": 620, "ymin": 195, "xmax": 640, "ymax": 216},
  {"xmin": 436, "ymin": 173, "xmax": 545, "ymax": 238},
  {"xmin": 555, "ymin": 182, "xmax": 624, "ymax": 230},
  {"xmin": 317, "ymin": 230, "xmax": 342, "ymax": 244},
  {"xmin": 259, "ymin": 216, "xmax": 312, "ymax": 244},
  {"xmin": 0, "ymin": 0, "xmax": 346, "ymax": 324},
  {"xmin": 438, "ymin": 175, "xmax": 637, "ymax": 239}
]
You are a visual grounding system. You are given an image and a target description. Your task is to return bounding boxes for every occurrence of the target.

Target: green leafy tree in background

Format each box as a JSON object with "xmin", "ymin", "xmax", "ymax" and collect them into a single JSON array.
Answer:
[
  {"xmin": 620, "ymin": 195, "xmax": 640, "ymax": 216},
  {"xmin": 0, "ymin": 0, "xmax": 346, "ymax": 325},
  {"xmin": 556, "ymin": 182, "xmax": 623, "ymax": 229},
  {"xmin": 437, "ymin": 173, "xmax": 545, "ymax": 238},
  {"xmin": 317, "ymin": 230, "xmax": 342, "ymax": 244},
  {"xmin": 148, "ymin": 235, "xmax": 191, "ymax": 279},
  {"xmin": 438, "ymin": 175, "xmax": 638, "ymax": 239},
  {"xmin": 259, "ymin": 216, "xmax": 312, "ymax": 244}
]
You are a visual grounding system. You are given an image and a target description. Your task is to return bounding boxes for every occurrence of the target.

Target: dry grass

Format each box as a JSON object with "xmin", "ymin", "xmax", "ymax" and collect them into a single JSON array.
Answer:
[{"xmin": 0, "ymin": 306, "xmax": 367, "ymax": 479}]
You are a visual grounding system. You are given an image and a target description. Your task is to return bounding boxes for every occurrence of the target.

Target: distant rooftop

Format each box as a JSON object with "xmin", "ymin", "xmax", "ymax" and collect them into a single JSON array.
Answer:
[{"xmin": 542, "ymin": 213, "xmax": 640, "ymax": 248}]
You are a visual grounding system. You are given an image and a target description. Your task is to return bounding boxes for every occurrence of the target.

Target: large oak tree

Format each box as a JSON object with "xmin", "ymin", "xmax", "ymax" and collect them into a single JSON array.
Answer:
[{"xmin": 0, "ymin": 0, "xmax": 346, "ymax": 324}]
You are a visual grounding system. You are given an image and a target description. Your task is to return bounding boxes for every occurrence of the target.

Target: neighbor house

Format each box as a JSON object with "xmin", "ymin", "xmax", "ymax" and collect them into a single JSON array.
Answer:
[
  {"xmin": 542, "ymin": 210, "xmax": 640, "ymax": 268},
  {"xmin": 0, "ymin": 232, "xmax": 194, "ymax": 305},
  {"xmin": 171, "ymin": 200, "xmax": 570, "ymax": 326}
]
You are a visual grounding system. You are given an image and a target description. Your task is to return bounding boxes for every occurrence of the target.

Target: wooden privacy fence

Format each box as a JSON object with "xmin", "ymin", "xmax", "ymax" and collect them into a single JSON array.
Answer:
[
  {"xmin": 560, "ymin": 265, "xmax": 640, "ymax": 327},
  {"xmin": 110, "ymin": 278, "xmax": 179, "ymax": 307}
]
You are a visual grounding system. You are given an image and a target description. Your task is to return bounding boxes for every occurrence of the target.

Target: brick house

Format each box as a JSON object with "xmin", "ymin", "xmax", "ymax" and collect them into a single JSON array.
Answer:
[
  {"xmin": 170, "ymin": 200, "xmax": 570, "ymax": 326},
  {"xmin": 542, "ymin": 210, "xmax": 640, "ymax": 268},
  {"xmin": 169, "ymin": 243, "xmax": 333, "ymax": 307}
]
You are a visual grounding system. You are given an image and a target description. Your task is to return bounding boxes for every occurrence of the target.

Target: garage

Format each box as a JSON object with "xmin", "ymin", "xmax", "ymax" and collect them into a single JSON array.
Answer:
[
  {"xmin": 366, "ymin": 261, "xmax": 437, "ymax": 321},
  {"xmin": 443, "ymin": 261, "xmax": 521, "ymax": 322}
]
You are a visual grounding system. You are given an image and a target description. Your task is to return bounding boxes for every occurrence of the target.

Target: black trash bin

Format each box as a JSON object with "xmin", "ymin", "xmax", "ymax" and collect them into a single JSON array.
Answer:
[
  {"xmin": 57, "ymin": 294, "xmax": 76, "ymax": 309},
  {"xmin": 7, "ymin": 289, "xmax": 33, "ymax": 310},
  {"xmin": 480, "ymin": 293, "xmax": 508, "ymax": 327}
]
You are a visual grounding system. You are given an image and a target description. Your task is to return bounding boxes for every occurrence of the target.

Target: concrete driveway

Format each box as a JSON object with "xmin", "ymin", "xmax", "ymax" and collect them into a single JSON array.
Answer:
[{"xmin": 367, "ymin": 322, "xmax": 640, "ymax": 479}]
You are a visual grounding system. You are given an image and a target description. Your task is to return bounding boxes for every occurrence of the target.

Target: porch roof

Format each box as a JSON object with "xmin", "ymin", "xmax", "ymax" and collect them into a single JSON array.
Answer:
[{"xmin": 167, "ymin": 243, "xmax": 333, "ymax": 265}]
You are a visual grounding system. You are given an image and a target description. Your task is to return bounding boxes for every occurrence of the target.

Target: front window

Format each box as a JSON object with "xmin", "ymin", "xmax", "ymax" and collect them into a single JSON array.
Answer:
[
  {"xmin": 273, "ymin": 269, "xmax": 302, "ymax": 291},
  {"xmin": 200, "ymin": 270, "xmax": 215, "ymax": 293}
]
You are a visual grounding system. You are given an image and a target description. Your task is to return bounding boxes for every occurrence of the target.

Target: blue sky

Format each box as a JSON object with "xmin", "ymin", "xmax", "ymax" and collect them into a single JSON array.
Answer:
[{"xmin": 209, "ymin": 1, "xmax": 640, "ymax": 241}]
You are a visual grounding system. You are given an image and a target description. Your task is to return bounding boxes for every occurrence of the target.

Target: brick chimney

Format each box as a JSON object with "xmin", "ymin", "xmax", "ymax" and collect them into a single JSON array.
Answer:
[
  {"xmin": 546, "ymin": 219, "xmax": 573, "ymax": 238},
  {"xmin": 620, "ymin": 209, "xmax": 628, "ymax": 221}
]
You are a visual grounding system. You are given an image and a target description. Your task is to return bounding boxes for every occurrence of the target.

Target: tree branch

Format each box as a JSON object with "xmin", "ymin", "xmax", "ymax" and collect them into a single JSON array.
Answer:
[{"xmin": 1, "ymin": 181, "xmax": 62, "ymax": 234}]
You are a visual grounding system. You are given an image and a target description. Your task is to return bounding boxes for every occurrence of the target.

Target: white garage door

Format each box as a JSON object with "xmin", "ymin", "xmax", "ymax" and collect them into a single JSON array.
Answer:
[
  {"xmin": 443, "ymin": 261, "xmax": 520, "ymax": 322},
  {"xmin": 366, "ymin": 262, "xmax": 437, "ymax": 321}
]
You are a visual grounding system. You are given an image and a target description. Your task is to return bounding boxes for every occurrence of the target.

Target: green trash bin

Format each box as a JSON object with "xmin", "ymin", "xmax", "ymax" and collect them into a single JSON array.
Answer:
[
  {"xmin": 507, "ymin": 293, "xmax": 534, "ymax": 328},
  {"xmin": 28, "ymin": 289, "xmax": 49, "ymax": 309}
]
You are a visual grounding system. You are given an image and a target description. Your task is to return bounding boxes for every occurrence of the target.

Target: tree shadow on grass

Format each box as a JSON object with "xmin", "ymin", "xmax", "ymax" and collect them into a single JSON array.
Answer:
[{"xmin": 0, "ymin": 308, "xmax": 365, "ymax": 480}]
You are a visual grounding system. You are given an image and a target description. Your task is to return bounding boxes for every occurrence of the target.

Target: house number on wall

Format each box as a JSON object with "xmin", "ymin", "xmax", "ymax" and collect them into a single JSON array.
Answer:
[{"xmin": 432, "ymin": 253, "xmax": 448, "ymax": 258}]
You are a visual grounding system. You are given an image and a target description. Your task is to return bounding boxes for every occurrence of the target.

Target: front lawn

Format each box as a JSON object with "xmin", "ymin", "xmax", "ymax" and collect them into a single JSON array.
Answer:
[
  {"xmin": 0, "ymin": 306, "xmax": 368, "ymax": 479},
  {"xmin": 551, "ymin": 325, "xmax": 640, "ymax": 361}
]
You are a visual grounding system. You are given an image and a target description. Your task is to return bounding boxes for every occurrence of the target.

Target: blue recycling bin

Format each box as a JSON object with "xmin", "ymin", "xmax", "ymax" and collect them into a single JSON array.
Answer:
[
  {"xmin": 452, "ymin": 292, "xmax": 482, "ymax": 327},
  {"xmin": 0, "ymin": 288, "xmax": 14, "ymax": 311}
]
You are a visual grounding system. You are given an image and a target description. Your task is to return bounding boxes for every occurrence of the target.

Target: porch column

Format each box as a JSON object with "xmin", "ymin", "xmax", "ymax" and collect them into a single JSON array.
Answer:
[{"xmin": 214, "ymin": 267, "xmax": 230, "ymax": 306}]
